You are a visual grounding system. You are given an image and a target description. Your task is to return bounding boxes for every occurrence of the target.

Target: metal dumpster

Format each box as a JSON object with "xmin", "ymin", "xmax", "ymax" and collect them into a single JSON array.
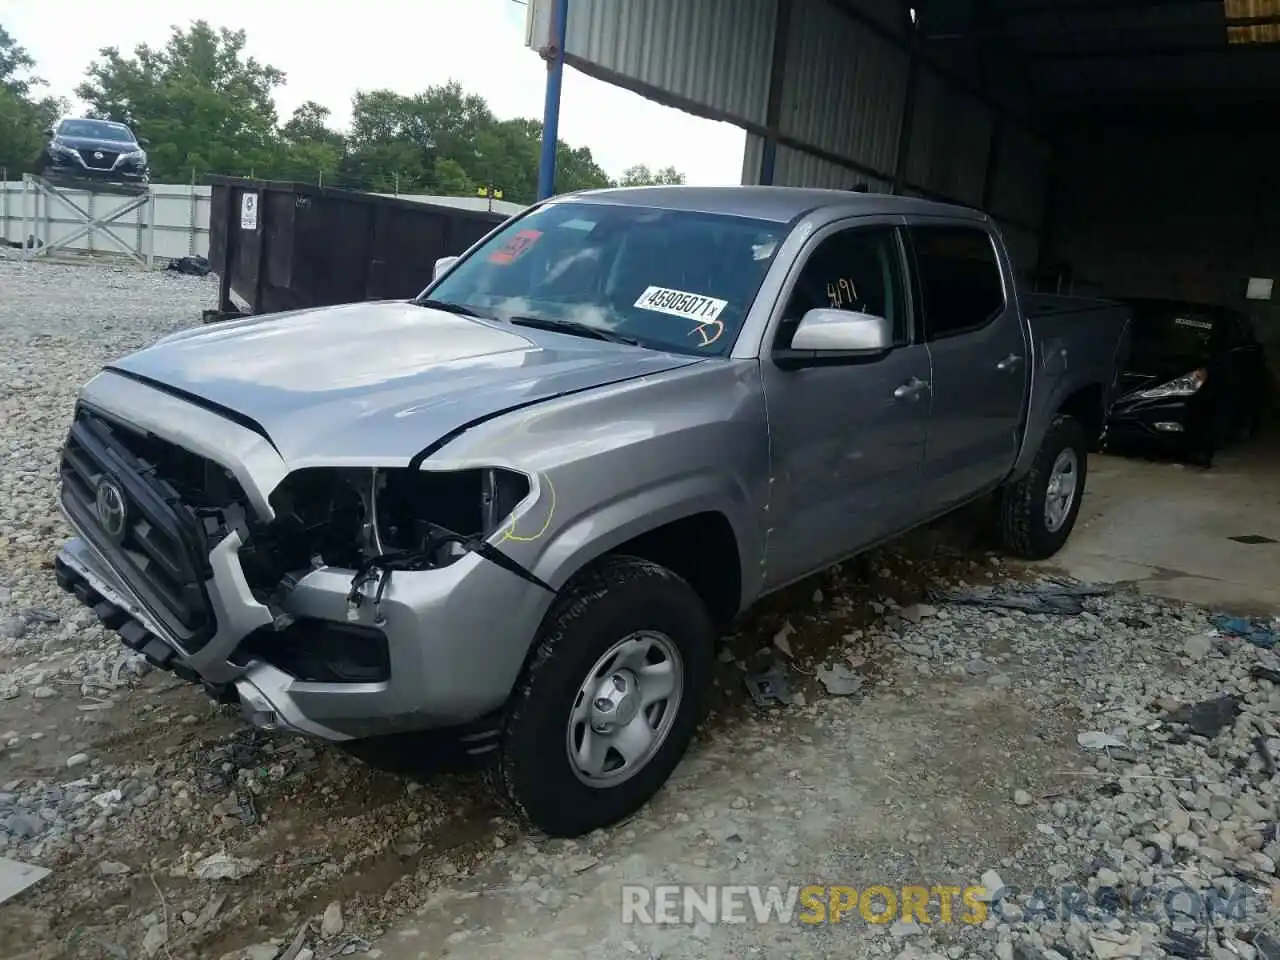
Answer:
[{"xmin": 204, "ymin": 176, "xmax": 510, "ymax": 321}]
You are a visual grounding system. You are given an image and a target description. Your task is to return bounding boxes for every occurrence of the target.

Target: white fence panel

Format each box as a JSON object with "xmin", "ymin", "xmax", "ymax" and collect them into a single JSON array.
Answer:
[{"xmin": 0, "ymin": 181, "xmax": 211, "ymax": 261}]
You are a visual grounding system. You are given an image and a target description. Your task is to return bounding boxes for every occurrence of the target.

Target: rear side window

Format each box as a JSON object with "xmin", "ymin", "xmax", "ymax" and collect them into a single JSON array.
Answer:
[{"xmin": 910, "ymin": 226, "xmax": 1005, "ymax": 341}]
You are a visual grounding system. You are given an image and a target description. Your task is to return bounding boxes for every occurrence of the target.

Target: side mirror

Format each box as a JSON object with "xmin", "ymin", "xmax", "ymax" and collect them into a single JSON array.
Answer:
[
  {"xmin": 433, "ymin": 255, "xmax": 459, "ymax": 280},
  {"xmin": 137, "ymin": 136, "xmax": 150, "ymax": 147},
  {"xmin": 45, "ymin": 127, "xmax": 56, "ymax": 138},
  {"xmin": 777, "ymin": 309, "xmax": 893, "ymax": 369}
]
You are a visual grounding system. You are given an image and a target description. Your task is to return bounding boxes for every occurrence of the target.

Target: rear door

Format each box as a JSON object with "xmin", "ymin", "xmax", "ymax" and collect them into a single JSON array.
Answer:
[
  {"xmin": 908, "ymin": 222, "xmax": 1029, "ymax": 511},
  {"xmin": 758, "ymin": 219, "xmax": 932, "ymax": 588}
]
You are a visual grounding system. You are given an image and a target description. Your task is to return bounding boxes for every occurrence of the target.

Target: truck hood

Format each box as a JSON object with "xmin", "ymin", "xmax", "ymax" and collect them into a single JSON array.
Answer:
[{"xmin": 106, "ymin": 301, "xmax": 703, "ymax": 466}]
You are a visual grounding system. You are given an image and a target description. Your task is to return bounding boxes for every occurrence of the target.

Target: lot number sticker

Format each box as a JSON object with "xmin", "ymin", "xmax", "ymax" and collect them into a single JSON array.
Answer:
[
  {"xmin": 1174, "ymin": 316, "xmax": 1212, "ymax": 331},
  {"xmin": 633, "ymin": 286, "xmax": 728, "ymax": 323},
  {"xmin": 240, "ymin": 193, "xmax": 258, "ymax": 231},
  {"xmin": 489, "ymin": 229, "xmax": 543, "ymax": 265}
]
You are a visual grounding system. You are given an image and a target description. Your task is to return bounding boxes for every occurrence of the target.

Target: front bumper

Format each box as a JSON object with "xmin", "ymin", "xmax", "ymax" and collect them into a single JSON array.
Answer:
[
  {"xmin": 44, "ymin": 149, "xmax": 149, "ymax": 181},
  {"xmin": 53, "ymin": 372, "xmax": 553, "ymax": 743},
  {"xmin": 56, "ymin": 529, "xmax": 355, "ymax": 740},
  {"xmin": 1105, "ymin": 396, "xmax": 1202, "ymax": 451}
]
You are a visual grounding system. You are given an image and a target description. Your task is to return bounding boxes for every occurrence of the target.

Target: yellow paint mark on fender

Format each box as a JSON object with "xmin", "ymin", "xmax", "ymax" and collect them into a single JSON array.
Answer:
[{"xmin": 499, "ymin": 472, "xmax": 557, "ymax": 544}]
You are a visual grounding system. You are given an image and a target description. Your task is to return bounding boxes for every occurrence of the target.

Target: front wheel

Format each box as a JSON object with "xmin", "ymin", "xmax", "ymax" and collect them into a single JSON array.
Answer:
[
  {"xmin": 995, "ymin": 414, "xmax": 1089, "ymax": 560},
  {"xmin": 488, "ymin": 555, "xmax": 714, "ymax": 837}
]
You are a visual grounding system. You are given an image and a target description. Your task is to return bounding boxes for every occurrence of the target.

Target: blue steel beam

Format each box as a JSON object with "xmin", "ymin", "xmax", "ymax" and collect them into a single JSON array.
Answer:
[{"xmin": 537, "ymin": 0, "xmax": 571, "ymax": 200}]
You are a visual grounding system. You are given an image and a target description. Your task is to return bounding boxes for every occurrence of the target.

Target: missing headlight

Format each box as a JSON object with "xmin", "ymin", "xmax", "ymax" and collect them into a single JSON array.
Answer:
[
  {"xmin": 375, "ymin": 468, "xmax": 530, "ymax": 555},
  {"xmin": 239, "ymin": 468, "xmax": 376, "ymax": 592}
]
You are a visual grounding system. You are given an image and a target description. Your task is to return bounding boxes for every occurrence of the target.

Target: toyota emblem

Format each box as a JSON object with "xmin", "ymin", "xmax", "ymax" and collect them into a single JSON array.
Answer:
[
  {"xmin": 95, "ymin": 478, "xmax": 127, "ymax": 540},
  {"xmin": 94, "ymin": 151, "xmax": 104, "ymax": 160}
]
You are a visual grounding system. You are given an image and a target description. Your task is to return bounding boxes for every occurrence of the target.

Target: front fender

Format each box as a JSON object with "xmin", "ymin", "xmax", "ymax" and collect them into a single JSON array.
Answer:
[
  {"xmin": 421, "ymin": 358, "xmax": 771, "ymax": 610},
  {"xmin": 528, "ymin": 470, "xmax": 759, "ymax": 599}
]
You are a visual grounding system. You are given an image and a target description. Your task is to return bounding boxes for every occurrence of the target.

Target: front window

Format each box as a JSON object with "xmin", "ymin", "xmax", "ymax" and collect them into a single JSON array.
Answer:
[
  {"xmin": 57, "ymin": 119, "xmax": 136, "ymax": 143},
  {"xmin": 423, "ymin": 201, "xmax": 785, "ymax": 355}
]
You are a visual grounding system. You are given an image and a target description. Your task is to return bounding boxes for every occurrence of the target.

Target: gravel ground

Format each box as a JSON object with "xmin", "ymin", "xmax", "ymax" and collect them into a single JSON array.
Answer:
[{"xmin": 1, "ymin": 259, "xmax": 1279, "ymax": 960}]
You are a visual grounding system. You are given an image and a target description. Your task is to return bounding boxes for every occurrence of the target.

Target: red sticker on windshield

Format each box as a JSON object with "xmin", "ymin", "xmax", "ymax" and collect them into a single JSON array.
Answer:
[{"xmin": 489, "ymin": 229, "xmax": 543, "ymax": 265}]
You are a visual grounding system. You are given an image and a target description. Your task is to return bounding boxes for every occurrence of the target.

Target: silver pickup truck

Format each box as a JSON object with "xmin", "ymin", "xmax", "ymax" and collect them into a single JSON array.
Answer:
[{"xmin": 53, "ymin": 187, "xmax": 1129, "ymax": 836}]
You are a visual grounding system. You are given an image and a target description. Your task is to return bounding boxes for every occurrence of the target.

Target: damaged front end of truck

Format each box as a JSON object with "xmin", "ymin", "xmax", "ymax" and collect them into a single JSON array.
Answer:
[{"xmin": 52, "ymin": 371, "xmax": 562, "ymax": 746}]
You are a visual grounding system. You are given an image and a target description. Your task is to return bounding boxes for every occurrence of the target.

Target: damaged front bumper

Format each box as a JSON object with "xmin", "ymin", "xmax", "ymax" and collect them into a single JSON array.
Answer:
[
  {"xmin": 56, "ymin": 530, "xmax": 353, "ymax": 740},
  {"xmin": 53, "ymin": 374, "xmax": 554, "ymax": 745},
  {"xmin": 56, "ymin": 510, "xmax": 549, "ymax": 743}
]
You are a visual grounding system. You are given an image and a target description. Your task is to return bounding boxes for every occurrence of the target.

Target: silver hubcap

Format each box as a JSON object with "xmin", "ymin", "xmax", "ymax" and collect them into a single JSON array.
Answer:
[
  {"xmin": 566, "ymin": 631, "xmax": 683, "ymax": 787},
  {"xmin": 1044, "ymin": 448, "xmax": 1079, "ymax": 533}
]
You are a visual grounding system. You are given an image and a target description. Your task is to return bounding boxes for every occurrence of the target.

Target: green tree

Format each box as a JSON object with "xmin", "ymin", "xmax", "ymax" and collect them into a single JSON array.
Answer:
[
  {"xmin": 618, "ymin": 163, "xmax": 686, "ymax": 186},
  {"xmin": 273, "ymin": 100, "xmax": 344, "ymax": 183},
  {"xmin": 76, "ymin": 20, "xmax": 286, "ymax": 181},
  {"xmin": 282, "ymin": 101, "xmax": 346, "ymax": 152},
  {"xmin": 434, "ymin": 157, "xmax": 474, "ymax": 197},
  {"xmin": 342, "ymin": 85, "xmax": 614, "ymax": 202},
  {"xmin": 0, "ymin": 26, "xmax": 64, "ymax": 177},
  {"xmin": 58, "ymin": 18, "xmax": 680, "ymax": 196}
]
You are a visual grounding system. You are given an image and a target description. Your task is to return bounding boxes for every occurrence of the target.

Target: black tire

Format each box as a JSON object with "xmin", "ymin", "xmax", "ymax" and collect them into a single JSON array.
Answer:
[
  {"xmin": 1186, "ymin": 404, "xmax": 1227, "ymax": 467},
  {"xmin": 1187, "ymin": 432, "xmax": 1216, "ymax": 468},
  {"xmin": 487, "ymin": 555, "xmax": 714, "ymax": 837},
  {"xmin": 995, "ymin": 414, "xmax": 1089, "ymax": 560}
]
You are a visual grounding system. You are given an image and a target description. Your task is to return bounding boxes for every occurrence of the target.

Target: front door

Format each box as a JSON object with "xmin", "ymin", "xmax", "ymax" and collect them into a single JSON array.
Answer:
[
  {"xmin": 759, "ymin": 221, "xmax": 933, "ymax": 589},
  {"xmin": 908, "ymin": 223, "xmax": 1029, "ymax": 510}
]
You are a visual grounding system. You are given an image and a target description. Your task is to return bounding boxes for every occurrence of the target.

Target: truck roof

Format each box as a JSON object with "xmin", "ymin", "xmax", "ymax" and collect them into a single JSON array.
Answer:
[{"xmin": 560, "ymin": 184, "xmax": 990, "ymax": 225}]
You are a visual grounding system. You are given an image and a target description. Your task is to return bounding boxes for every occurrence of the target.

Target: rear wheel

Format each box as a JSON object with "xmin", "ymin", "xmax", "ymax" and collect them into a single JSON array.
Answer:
[
  {"xmin": 995, "ymin": 414, "xmax": 1089, "ymax": 560},
  {"xmin": 1187, "ymin": 431, "xmax": 1216, "ymax": 468},
  {"xmin": 487, "ymin": 555, "xmax": 714, "ymax": 837},
  {"xmin": 1186, "ymin": 403, "xmax": 1229, "ymax": 467}
]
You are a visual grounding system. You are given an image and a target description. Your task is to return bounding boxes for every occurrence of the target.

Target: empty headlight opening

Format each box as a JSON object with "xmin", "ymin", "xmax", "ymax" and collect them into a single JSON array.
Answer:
[
  {"xmin": 375, "ymin": 467, "xmax": 531, "ymax": 554},
  {"xmin": 351, "ymin": 467, "xmax": 550, "ymax": 621}
]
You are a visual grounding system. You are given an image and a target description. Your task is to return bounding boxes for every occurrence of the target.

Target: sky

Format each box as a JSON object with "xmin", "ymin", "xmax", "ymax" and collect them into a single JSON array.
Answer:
[{"xmin": 0, "ymin": 0, "xmax": 747, "ymax": 185}]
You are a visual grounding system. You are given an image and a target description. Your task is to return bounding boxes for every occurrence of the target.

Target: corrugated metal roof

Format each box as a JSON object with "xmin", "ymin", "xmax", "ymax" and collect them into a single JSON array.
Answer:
[{"xmin": 535, "ymin": 0, "xmax": 775, "ymax": 127}]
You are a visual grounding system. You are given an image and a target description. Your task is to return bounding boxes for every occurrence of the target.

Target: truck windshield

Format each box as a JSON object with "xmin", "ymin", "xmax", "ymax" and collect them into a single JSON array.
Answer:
[{"xmin": 423, "ymin": 201, "xmax": 784, "ymax": 355}]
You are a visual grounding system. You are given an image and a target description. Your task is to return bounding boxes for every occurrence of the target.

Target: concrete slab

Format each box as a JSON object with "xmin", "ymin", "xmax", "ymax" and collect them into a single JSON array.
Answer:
[
  {"xmin": 0, "ymin": 857, "xmax": 51, "ymax": 906},
  {"xmin": 1044, "ymin": 431, "xmax": 1280, "ymax": 614}
]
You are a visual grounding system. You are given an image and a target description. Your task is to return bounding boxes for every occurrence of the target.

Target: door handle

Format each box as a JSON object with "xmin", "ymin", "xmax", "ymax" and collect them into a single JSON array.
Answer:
[
  {"xmin": 996, "ymin": 353, "xmax": 1023, "ymax": 372},
  {"xmin": 893, "ymin": 377, "xmax": 929, "ymax": 401}
]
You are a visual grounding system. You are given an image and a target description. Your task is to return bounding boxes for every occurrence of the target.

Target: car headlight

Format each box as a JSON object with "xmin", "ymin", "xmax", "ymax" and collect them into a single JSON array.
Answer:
[
  {"xmin": 1137, "ymin": 368, "xmax": 1207, "ymax": 400},
  {"xmin": 122, "ymin": 149, "xmax": 146, "ymax": 161},
  {"xmin": 51, "ymin": 141, "xmax": 77, "ymax": 156}
]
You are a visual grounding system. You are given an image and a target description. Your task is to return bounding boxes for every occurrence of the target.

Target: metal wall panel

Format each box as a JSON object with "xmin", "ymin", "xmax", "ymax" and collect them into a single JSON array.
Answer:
[
  {"xmin": 988, "ymin": 126, "xmax": 1049, "ymax": 230},
  {"xmin": 531, "ymin": 0, "xmax": 776, "ymax": 128},
  {"xmin": 742, "ymin": 136, "xmax": 893, "ymax": 193},
  {"xmin": 994, "ymin": 221, "xmax": 1041, "ymax": 280},
  {"xmin": 778, "ymin": 0, "xmax": 909, "ymax": 176},
  {"xmin": 536, "ymin": 0, "xmax": 1049, "ymax": 264},
  {"xmin": 905, "ymin": 68, "xmax": 993, "ymax": 207}
]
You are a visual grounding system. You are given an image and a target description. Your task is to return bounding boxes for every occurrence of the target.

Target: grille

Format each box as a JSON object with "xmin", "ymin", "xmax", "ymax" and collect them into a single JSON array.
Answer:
[
  {"xmin": 77, "ymin": 149, "xmax": 119, "ymax": 169},
  {"xmin": 58, "ymin": 406, "xmax": 230, "ymax": 649}
]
